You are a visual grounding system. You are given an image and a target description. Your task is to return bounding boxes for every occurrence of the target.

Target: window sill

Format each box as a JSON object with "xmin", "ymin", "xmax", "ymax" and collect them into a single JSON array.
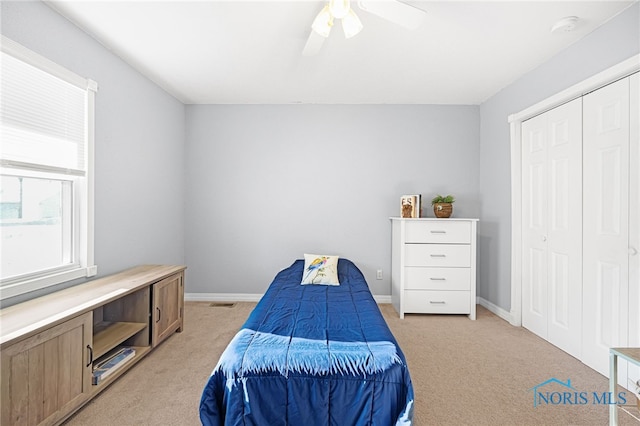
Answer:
[{"xmin": 1, "ymin": 265, "xmax": 98, "ymax": 301}]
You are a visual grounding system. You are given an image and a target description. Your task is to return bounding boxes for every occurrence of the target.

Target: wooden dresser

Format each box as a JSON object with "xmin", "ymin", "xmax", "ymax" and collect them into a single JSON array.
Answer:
[
  {"xmin": 391, "ymin": 218, "xmax": 478, "ymax": 319},
  {"xmin": 0, "ymin": 265, "xmax": 186, "ymax": 426}
]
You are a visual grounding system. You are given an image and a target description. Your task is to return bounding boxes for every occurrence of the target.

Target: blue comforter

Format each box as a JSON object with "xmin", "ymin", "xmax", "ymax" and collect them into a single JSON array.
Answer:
[{"xmin": 199, "ymin": 258, "xmax": 414, "ymax": 426}]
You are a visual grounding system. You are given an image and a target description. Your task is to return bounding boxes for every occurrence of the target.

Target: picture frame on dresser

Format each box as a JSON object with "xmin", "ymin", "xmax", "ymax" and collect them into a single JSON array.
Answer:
[
  {"xmin": 390, "ymin": 217, "xmax": 479, "ymax": 320},
  {"xmin": 400, "ymin": 194, "xmax": 421, "ymax": 218}
]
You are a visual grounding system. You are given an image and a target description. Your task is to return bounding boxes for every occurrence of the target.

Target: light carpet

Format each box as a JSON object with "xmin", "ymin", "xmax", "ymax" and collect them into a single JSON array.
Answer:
[{"xmin": 64, "ymin": 302, "xmax": 639, "ymax": 425}]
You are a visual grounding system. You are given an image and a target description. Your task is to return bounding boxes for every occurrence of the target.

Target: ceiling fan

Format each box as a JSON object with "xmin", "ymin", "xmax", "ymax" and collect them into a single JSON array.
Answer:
[{"xmin": 302, "ymin": 0, "xmax": 427, "ymax": 56}]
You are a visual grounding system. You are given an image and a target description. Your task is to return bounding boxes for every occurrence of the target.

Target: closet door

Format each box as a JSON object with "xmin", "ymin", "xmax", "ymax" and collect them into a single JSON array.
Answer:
[
  {"xmin": 521, "ymin": 98, "xmax": 583, "ymax": 357},
  {"xmin": 582, "ymin": 76, "xmax": 631, "ymax": 378}
]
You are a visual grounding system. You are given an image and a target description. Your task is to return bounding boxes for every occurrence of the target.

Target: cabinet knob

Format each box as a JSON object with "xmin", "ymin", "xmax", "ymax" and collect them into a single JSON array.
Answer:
[
  {"xmin": 630, "ymin": 247, "xmax": 638, "ymax": 256},
  {"xmin": 542, "ymin": 236, "xmax": 547, "ymax": 242}
]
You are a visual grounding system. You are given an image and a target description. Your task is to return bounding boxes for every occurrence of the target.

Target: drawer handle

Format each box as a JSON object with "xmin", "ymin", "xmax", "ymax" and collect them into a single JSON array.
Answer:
[
  {"xmin": 430, "ymin": 254, "xmax": 446, "ymax": 258},
  {"xmin": 430, "ymin": 230, "xmax": 447, "ymax": 234},
  {"xmin": 430, "ymin": 277, "xmax": 446, "ymax": 280},
  {"xmin": 429, "ymin": 301, "xmax": 446, "ymax": 304},
  {"xmin": 86, "ymin": 345, "xmax": 93, "ymax": 367}
]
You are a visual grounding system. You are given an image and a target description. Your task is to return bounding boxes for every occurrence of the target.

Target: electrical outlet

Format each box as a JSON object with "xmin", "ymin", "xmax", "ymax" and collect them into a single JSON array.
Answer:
[{"xmin": 376, "ymin": 269, "xmax": 383, "ymax": 280}]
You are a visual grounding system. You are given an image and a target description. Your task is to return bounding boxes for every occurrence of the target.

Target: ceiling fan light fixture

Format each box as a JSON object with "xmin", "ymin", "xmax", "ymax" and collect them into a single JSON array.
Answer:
[
  {"xmin": 342, "ymin": 9, "xmax": 363, "ymax": 39},
  {"xmin": 312, "ymin": 5, "xmax": 333, "ymax": 38},
  {"xmin": 329, "ymin": 0, "xmax": 351, "ymax": 19}
]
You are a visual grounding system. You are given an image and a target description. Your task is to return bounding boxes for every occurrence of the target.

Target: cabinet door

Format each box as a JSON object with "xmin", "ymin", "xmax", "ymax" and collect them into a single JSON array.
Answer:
[
  {"xmin": 1, "ymin": 312, "xmax": 92, "ymax": 426},
  {"xmin": 152, "ymin": 273, "xmax": 184, "ymax": 347}
]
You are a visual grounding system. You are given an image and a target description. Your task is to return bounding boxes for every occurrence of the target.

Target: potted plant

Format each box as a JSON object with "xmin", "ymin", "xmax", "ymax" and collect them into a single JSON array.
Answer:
[{"xmin": 431, "ymin": 194, "xmax": 455, "ymax": 218}]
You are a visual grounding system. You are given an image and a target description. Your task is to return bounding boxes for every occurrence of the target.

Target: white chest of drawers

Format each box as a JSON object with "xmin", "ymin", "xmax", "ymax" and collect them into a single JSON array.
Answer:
[{"xmin": 390, "ymin": 218, "xmax": 478, "ymax": 319}]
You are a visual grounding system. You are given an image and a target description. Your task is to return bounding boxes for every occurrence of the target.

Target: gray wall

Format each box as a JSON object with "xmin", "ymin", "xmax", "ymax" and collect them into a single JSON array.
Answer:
[
  {"xmin": 477, "ymin": 3, "xmax": 640, "ymax": 312},
  {"xmin": 4, "ymin": 0, "xmax": 638, "ymax": 307},
  {"xmin": 1, "ymin": 1, "xmax": 185, "ymax": 305},
  {"xmin": 185, "ymin": 105, "xmax": 479, "ymax": 295}
]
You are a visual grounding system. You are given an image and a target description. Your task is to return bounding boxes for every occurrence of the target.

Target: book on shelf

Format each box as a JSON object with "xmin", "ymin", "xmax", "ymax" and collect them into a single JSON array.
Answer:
[{"xmin": 92, "ymin": 347, "xmax": 136, "ymax": 385}]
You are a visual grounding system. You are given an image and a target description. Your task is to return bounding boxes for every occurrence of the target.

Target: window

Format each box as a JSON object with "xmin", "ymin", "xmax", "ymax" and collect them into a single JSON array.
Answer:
[{"xmin": 0, "ymin": 36, "xmax": 98, "ymax": 300}]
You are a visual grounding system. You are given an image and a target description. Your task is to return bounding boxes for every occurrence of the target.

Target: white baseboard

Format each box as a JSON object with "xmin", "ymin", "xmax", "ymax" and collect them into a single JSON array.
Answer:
[
  {"xmin": 373, "ymin": 295, "xmax": 392, "ymax": 304},
  {"xmin": 185, "ymin": 293, "xmax": 263, "ymax": 302},
  {"xmin": 185, "ymin": 293, "xmax": 393, "ymax": 304},
  {"xmin": 477, "ymin": 297, "xmax": 515, "ymax": 325}
]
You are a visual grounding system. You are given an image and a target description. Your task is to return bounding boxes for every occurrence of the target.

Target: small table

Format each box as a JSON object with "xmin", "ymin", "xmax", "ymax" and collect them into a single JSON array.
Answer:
[{"xmin": 609, "ymin": 347, "xmax": 640, "ymax": 426}]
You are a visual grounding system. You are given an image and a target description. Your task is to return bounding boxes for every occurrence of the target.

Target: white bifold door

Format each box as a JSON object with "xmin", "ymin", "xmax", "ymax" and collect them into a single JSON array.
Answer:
[
  {"xmin": 582, "ymin": 74, "xmax": 639, "ymax": 387},
  {"xmin": 520, "ymin": 72, "xmax": 639, "ymax": 389},
  {"xmin": 521, "ymin": 98, "xmax": 583, "ymax": 359}
]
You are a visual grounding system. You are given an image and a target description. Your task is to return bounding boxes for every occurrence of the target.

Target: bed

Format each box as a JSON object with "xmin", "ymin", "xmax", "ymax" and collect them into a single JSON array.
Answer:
[{"xmin": 199, "ymin": 256, "xmax": 414, "ymax": 426}]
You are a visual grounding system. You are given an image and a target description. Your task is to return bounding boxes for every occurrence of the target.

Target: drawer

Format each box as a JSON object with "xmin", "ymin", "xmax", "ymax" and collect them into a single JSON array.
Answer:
[
  {"xmin": 403, "ymin": 290, "xmax": 471, "ymax": 314},
  {"xmin": 405, "ymin": 244, "xmax": 471, "ymax": 267},
  {"xmin": 405, "ymin": 221, "xmax": 471, "ymax": 244},
  {"xmin": 405, "ymin": 267, "xmax": 471, "ymax": 291}
]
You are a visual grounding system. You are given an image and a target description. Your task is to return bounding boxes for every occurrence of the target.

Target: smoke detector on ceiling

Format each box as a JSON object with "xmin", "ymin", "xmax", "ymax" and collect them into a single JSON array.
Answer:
[{"xmin": 551, "ymin": 16, "xmax": 580, "ymax": 34}]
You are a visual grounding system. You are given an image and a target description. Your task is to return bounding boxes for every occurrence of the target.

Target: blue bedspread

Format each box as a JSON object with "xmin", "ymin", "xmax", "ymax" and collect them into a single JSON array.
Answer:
[{"xmin": 199, "ymin": 258, "xmax": 414, "ymax": 426}]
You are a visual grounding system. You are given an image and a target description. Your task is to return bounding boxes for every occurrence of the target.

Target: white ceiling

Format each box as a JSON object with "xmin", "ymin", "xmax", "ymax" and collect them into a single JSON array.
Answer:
[{"xmin": 46, "ymin": 0, "xmax": 636, "ymax": 104}]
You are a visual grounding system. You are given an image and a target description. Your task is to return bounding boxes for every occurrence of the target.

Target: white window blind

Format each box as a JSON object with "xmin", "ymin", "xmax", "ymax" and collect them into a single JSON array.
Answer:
[{"xmin": 1, "ymin": 44, "xmax": 89, "ymax": 174}]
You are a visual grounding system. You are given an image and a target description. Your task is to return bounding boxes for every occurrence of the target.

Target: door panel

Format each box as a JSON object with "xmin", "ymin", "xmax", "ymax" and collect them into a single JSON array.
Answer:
[
  {"xmin": 598, "ymin": 146, "xmax": 622, "ymax": 234},
  {"xmin": 628, "ymin": 72, "xmax": 639, "ymax": 391},
  {"xmin": 595, "ymin": 261, "xmax": 621, "ymax": 347},
  {"xmin": 521, "ymin": 98, "xmax": 582, "ymax": 357},
  {"xmin": 529, "ymin": 247, "xmax": 546, "ymax": 317},
  {"xmin": 545, "ymin": 100, "xmax": 582, "ymax": 357},
  {"xmin": 583, "ymin": 77, "xmax": 630, "ymax": 378},
  {"xmin": 550, "ymin": 158, "xmax": 570, "ymax": 230},
  {"xmin": 550, "ymin": 252, "xmax": 569, "ymax": 328},
  {"xmin": 522, "ymin": 113, "xmax": 548, "ymax": 339}
]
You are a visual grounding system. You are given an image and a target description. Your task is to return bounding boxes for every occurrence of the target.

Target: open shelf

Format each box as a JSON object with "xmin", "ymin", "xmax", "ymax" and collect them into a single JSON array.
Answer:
[
  {"xmin": 90, "ymin": 345, "xmax": 151, "ymax": 392},
  {"xmin": 93, "ymin": 321, "xmax": 148, "ymax": 359}
]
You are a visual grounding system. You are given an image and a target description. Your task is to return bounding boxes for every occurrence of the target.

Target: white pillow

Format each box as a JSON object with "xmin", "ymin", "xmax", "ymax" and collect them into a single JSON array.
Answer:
[{"xmin": 301, "ymin": 254, "xmax": 340, "ymax": 285}]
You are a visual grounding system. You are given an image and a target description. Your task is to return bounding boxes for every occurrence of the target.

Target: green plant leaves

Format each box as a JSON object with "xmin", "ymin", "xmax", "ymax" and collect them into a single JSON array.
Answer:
[{"xmin": 431, "ymin": 194, "xmax": 455, "ymax": 205}]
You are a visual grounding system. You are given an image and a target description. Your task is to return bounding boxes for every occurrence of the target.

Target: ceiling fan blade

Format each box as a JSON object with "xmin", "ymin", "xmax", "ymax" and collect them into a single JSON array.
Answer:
[
  {"xmin": 357, "ymin": 0, "xmax": 426, "ymax": 30},
  {"xmin": 302, "ymin": 30, "xmax": 326, "ymax": 56}
]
